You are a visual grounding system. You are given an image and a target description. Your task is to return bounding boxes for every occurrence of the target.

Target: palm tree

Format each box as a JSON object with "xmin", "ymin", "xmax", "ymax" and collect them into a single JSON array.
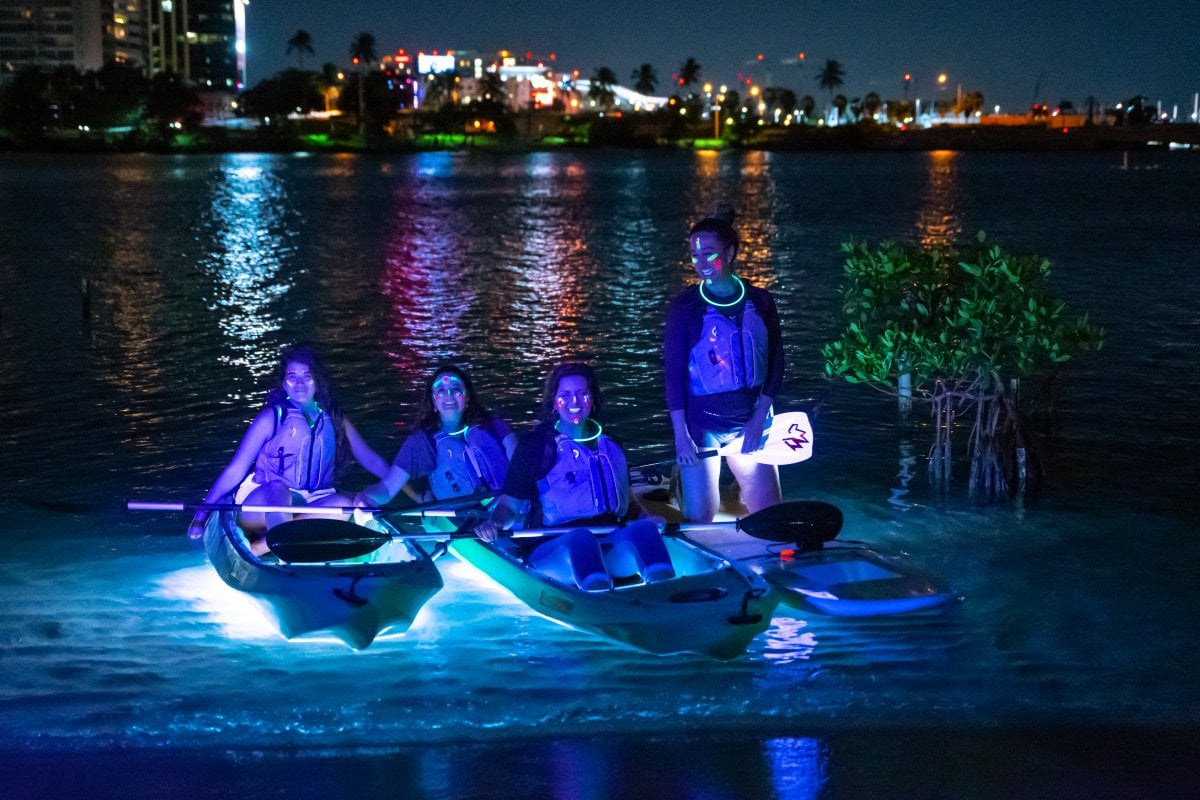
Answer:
[
  {"xmin": 631, "ymin": 63, "xmax": 657, "ymax": 96},
  {"xmin": 677, "ymin": 57, "xmax": 701, "ymax": 95},
  {"xmin": 816, "ymin": 59, "xmax": 845, "ymax": 100},
  {"xmin": 589, "ymin": 66, "xmax": 618, "ymax": 109},
  {"xmin": 349, "ymin": 32, "xmax": 377, "ymax": 133},
  {"xmin": 286, "ymin": 30, "xmax": 314, "ymax": 70}
]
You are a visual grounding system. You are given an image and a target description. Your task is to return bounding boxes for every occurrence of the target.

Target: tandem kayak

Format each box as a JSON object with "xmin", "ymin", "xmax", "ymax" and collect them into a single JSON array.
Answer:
[
  {"xmin": 633, "ymin": 479, "xmax": 959, "ymax": 618},
  {"xmin": 447, "ymin": 533, "xmax": 779, "ymax": 660},
  {"xmin": 202, "ymin": 511, "xmax": 443, "ymax": 649}
]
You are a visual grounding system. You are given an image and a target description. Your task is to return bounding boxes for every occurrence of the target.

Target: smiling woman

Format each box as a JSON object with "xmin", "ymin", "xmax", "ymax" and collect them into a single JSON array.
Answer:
[{"xmin": 188, "ymin": 343, "xmax": 390, "ymax": 551}]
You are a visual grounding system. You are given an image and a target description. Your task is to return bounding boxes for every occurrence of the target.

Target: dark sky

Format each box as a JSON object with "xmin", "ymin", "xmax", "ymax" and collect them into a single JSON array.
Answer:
[{"xmin": 246, "ymin": 0, "xmax": 1199, "ymax": 115}]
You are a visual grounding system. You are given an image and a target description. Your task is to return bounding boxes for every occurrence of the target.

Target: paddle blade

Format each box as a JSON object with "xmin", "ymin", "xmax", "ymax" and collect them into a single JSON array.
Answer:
[
  {"xmin": 267, "ymin": 519, "xmax": 389, "ymax": 563},
  {"xmin": 717, "ymin": 411, "xmax": 814, "ymax": 465},
  {"xmin": 737, "ymin": 501, "xmax": 843, "ymax": 545}
]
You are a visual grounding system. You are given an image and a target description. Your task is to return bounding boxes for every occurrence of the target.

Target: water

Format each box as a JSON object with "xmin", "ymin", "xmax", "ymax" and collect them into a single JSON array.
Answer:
[{"xmin": 1, "ymin": 150, "xmax": 1198, "ymax": 797}]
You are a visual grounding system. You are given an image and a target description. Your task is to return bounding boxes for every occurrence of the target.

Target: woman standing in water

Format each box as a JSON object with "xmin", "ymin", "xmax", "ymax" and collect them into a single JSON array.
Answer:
[
  {"xmin": 354, "ymin": 364, "xmax": 516, "ymax": 507},
  {"xmin": 187, "ymin": 344, "xmax": 389, "ymax": 552},
  {"xmin": 663, "ymin": 206, "xmax": 784, "ymax": 522},
  {"xmin": 474, "ymin": 362, "xmax": 674, "ymax": 591}
]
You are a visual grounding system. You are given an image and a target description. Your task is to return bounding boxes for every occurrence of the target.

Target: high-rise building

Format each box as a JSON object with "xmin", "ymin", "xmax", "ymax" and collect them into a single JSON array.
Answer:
[
  {"xmin": 2, "ymin": 0, "xmax": 244, "ymax": 89},
  {"xmin": 150, "ymin": 0, "xmax": 245, "ymax": 90},
  {"xmin": 0, "ymin": 0, "xmax": 104, "ymax": 74}
]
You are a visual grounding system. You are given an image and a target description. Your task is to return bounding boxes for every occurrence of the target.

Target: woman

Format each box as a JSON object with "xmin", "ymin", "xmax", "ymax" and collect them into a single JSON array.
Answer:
[
  {"xmin": 186, "ymin": 344, "xmax": 388, "ymax": 552},
  {"xmin": 664, "ymin": 206, "xmax": 784, "ymax": 523},
  {"xmin": 354, "ymin": 364, "xmax": 516, "ymax": 508},
  {"xmin": 475, "ymin": 363, "xmax": 674, "ymax": 591}
]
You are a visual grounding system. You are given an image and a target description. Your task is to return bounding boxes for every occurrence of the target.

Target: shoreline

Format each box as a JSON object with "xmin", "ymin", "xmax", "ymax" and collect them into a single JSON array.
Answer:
[{"xmin": 3, "ymin": 121, "xmax": 1199, "ymax": 156}]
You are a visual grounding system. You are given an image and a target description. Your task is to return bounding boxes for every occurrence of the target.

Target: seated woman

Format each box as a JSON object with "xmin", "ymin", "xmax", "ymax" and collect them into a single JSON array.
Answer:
[
  {"xmin": 354, "ymin": 364, "xmax": 516, "ymax": 510},
  {"xmin": 474, "ymin": 362, "xmax": 675, "ymax": 591},
  {"xmin": 187, "ymin": 343, "xmax": 389, "ymax": 554}
]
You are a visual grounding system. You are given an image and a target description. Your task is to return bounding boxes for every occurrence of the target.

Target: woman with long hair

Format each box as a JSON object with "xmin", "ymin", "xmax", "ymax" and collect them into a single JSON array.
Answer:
[
  {"xmin": 354, "ymin": 363, "xmax": 516, "ymax": 507},
  {"xmin": 475, "ymin": 362, "xmax": 673, "ymax": 591},
  {"xmin": 187, "ymin": 344, "xmax": 388, "ymax": 553}
]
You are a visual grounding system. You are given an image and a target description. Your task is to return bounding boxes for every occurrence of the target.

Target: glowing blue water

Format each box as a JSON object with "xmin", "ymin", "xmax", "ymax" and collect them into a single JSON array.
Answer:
[{"xmin": 1, "ymin": 151, "xmax": 1197, "ymax": 794}]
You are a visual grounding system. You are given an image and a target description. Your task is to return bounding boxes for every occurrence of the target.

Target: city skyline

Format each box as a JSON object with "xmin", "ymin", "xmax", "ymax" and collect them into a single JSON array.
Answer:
[{"xmin": 245, "ymin": 0, "xmax": 1199, "ymax": 115}]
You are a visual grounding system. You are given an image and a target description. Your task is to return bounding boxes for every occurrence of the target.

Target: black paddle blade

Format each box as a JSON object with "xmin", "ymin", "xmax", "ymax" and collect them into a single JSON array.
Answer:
[
  {"xmin": 267, "ymin": 519, "xmax": 389, "ymax": 563},
  {"xmin": 737, "ymin": 501, "xmax": 843, "ymax": 545}
]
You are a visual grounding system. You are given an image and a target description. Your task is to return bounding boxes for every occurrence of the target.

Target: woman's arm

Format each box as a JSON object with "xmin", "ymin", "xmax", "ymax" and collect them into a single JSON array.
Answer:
[
  {"xmin": 343, "ymin": 418, "xmax": 389, "ymax": 479},
  {"xmin": 670, "ymin": 408, "xmax": 699, "ymax": 466},
  {"xmin": 354, "ymin": 463, "xmax": 412, "ymax": 508},
  {"xmin": 187, "ymin": 408, "xmax": 275, "ymax": 538}
]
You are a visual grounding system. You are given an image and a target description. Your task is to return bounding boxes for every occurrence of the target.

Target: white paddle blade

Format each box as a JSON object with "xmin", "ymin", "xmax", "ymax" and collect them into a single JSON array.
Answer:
[{"xmin": 716, "ymin": 411, "xmax": 814, "ymax": 465}]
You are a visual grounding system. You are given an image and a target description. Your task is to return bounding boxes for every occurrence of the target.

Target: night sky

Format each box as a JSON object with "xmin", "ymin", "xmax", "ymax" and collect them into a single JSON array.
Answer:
[{"xmin": 245, "ymin": 0, "xmax": 1199, "ymax": 115}]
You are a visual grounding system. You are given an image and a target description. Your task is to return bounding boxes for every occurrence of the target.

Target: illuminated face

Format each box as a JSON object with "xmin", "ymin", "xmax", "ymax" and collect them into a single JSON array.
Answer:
[
  {"xmin": 690, "ymin": 231, "xmax": 733, "ymax": 283},
  {"xmin": 432, "ymin": 372, "xmax": 468, "ymax": 425},
  {"xmin": 553, "ymin": 374, "xmax": 592, "ymax": 426},
  {"xmin": 283, "ymin": 361, "xmax": 316, "ymax": 405}
]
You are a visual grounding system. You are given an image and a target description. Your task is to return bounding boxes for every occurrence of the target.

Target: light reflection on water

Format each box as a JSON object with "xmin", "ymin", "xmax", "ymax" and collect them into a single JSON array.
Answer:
[{"xmin": 1, "ymin": 151, "xmax": 1198, "ymax": 766}]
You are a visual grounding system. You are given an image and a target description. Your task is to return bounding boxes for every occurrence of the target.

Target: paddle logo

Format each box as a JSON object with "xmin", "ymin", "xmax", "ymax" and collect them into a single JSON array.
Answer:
[{"xmin": 782, "ymin": 424, "xmax": 809, "ymax": 452}]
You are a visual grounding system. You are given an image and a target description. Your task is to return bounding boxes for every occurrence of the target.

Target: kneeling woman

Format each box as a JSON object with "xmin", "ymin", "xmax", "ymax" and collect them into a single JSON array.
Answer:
[
  {"xmin": 187, "ymin": 344, "xmax": 389, "ymax": 552},
  {"xmin": 354, "ymin": 364, "xmax": 516, "ymax": 509},
  {"xmin": 474, "ymin": 363, "xmax": 674, "ymax": 591}
]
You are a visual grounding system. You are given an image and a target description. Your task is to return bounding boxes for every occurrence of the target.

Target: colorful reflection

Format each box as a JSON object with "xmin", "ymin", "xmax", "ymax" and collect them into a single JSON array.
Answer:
[
  {"xmin": 916, "ymin": 150, "xmax": 964, "ymax": 248},
  {"xmin": 202, "ymin": 154, "xmax": 295, "ymax": 378}
]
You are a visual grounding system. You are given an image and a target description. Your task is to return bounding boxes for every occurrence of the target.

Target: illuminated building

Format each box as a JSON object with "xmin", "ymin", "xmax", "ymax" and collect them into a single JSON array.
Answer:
[
  {"xmin": 150, "ymin": 0, "xmax": 246, "ymax": 90},
  {"xmin": 0, "ymin": 0, "xmax": 243, "ymax": 89}
]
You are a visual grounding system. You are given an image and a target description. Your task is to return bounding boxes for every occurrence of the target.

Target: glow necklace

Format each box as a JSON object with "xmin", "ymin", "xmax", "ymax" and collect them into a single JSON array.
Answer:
[
  {"xmin": 555, "ymin": 418, "xmax": 602, "ymax": 443},
  {"xmin": 444, "ymin": 424, "xmax": 469, "ymax": 437},
  {"xmin": 699, "ymin": 274, "xmax": 745, "ymax": 308}
]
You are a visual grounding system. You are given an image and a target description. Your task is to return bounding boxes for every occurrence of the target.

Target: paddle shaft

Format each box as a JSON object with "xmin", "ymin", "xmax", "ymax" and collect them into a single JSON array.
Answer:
[{"xmin": 127, "ymin": 489, "xmax": 496, "ymax": 519}]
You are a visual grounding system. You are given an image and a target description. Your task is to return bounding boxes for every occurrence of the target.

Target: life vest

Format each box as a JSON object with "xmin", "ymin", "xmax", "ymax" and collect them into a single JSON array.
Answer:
[
  {"xmin": 537, "ymin": 433, "xmax": 629, "ymax": 526},
  {"xmin": 687, "ymin": 297, "xmax": 769, "ymax": 396},
  {"xmin": 428, "ymin": 426, "xmax": 510, "ymax": 500},
  {"xmin": 252, "ymin": 405, "xmax": 336, "ymax": 492}
]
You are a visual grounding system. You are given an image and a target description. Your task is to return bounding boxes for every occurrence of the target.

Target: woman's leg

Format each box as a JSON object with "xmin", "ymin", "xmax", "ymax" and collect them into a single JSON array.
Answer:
[
  {"xmin": 678, "ymin": 449, "xmax": 721, "ymax": 523},
  {"xmin": 605, "ymin": 519, "xmax": 675, "ymax": 582},
  {"xmin": 725, "ymin": 453, "xmax": 782, "ymax": 513},
  {"xmin": 530, "ymin": 529, "xmax": 611, "ymax": 591},
  {"xmin": 238, "ymin": 480, "xmax": 294, "ymax": 555}
]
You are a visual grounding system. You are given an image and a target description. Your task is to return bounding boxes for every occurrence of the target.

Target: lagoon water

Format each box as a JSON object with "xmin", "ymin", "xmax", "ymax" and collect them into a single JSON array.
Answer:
[{"xmin": 1, "ymin": 150, "xmax": 1198, "ymax": 798}]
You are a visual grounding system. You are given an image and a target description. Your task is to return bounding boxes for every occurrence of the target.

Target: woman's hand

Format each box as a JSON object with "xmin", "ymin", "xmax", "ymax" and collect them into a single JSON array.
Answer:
[
  {"xmin": 674, "ymin": 428, "xmax": 700, "ymax": 466},
  {"xmin": 740, "ymin": 407, "xmax": 771, "ymax": 454},
  {"xmin": 474, "ymin": 518, "xmax": 500, "ymax": 544},
  {"xmin": 187, "ymin": 511, "xmax": 209, "ymax": 540}
]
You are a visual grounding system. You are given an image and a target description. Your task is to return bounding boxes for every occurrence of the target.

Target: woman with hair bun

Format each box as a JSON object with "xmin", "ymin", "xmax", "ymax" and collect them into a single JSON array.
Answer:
[{"xmin": 663, "ymin": 205, "xmax": 785, "ymax": 523}]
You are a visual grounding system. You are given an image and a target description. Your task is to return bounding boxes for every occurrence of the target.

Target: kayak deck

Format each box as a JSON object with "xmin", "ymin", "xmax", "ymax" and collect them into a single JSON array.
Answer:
[
  {"xmin": 447, "ymin": 533, "xmax": 778, "ymax": 659},
  {"xmin": 203, "ymin": 511, "xmax": 443, "ymax": 649}
]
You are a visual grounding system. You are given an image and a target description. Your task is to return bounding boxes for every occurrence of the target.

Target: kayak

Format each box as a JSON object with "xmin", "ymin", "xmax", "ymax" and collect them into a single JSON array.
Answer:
[
  {"xmin": 633, "ymin": 478, "xmax": 958, "ymax": 617},
  {"xmin": 705, "ymin": 534, "xmax": 960, "ymax": 617},
  {"xmin": 446, "ymin": 532, "xmax": 779, "ymax": 660},
  {"xmin": 202, "ymin": 510, "xmax": 443, "ymax": 649}
]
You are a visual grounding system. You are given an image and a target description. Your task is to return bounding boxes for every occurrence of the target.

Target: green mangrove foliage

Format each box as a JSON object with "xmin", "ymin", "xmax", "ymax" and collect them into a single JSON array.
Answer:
[{"xmin": 822, "ymin": 233, "xmax": 1103, "ymax": 501}]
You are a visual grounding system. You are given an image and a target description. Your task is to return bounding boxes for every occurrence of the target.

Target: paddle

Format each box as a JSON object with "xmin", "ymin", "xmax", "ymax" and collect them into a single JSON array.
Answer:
[
  {"xmin": 629, "ymin": 411, "xmax": 815, "ymax": 488},
  {"xmin": 124, "ymin": 489, "xmax": 497, "ymax": 519},
  {"xmin": 265, "ymin": 500, "xmax": 844, "ymax": 562}
]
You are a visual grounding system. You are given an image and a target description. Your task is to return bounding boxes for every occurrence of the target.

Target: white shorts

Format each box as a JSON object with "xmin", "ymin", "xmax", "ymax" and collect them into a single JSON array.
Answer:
[{"xmin": 234, "ymin": 474, "xmax": 337, "ymax": 505}]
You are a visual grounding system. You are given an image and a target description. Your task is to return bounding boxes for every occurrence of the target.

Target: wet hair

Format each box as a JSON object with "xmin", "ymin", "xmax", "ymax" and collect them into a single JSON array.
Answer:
[
  {"xmin": 263, "ymin": 343, "xmax": 349, "ymax": 473},
  {"xmin": 689, "ymin": 202, "xmax": 739, "ymax": 256},
  {"xmin": 539, "ymin": 362, "xmax": 604, "ymax": 425},
  {"xmin": 415, "ymin": 363, "xmax": 497, "ymax": 433}
]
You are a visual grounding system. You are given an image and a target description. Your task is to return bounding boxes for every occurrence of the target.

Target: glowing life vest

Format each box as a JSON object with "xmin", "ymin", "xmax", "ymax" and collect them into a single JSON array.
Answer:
[
  {"xmin": 687, "ymin": 298, "xmax": 769, "ymax": 396},
  {"xmin": 537, "ymin": 434, "xmax": 629, "ymax": 526},
  {"xmin": 428, "ymin": 426, "xmax": 510, "ymax": 500},
  {"xmin": 252, "ymin": 405, "xmax": 336, "ymax": 492}
]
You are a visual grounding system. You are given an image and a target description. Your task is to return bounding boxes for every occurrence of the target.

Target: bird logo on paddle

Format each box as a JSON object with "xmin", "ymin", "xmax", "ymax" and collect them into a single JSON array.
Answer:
[{"xmin": 782, "ymin": 424, "xmax": 809, "ymax": 452}]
